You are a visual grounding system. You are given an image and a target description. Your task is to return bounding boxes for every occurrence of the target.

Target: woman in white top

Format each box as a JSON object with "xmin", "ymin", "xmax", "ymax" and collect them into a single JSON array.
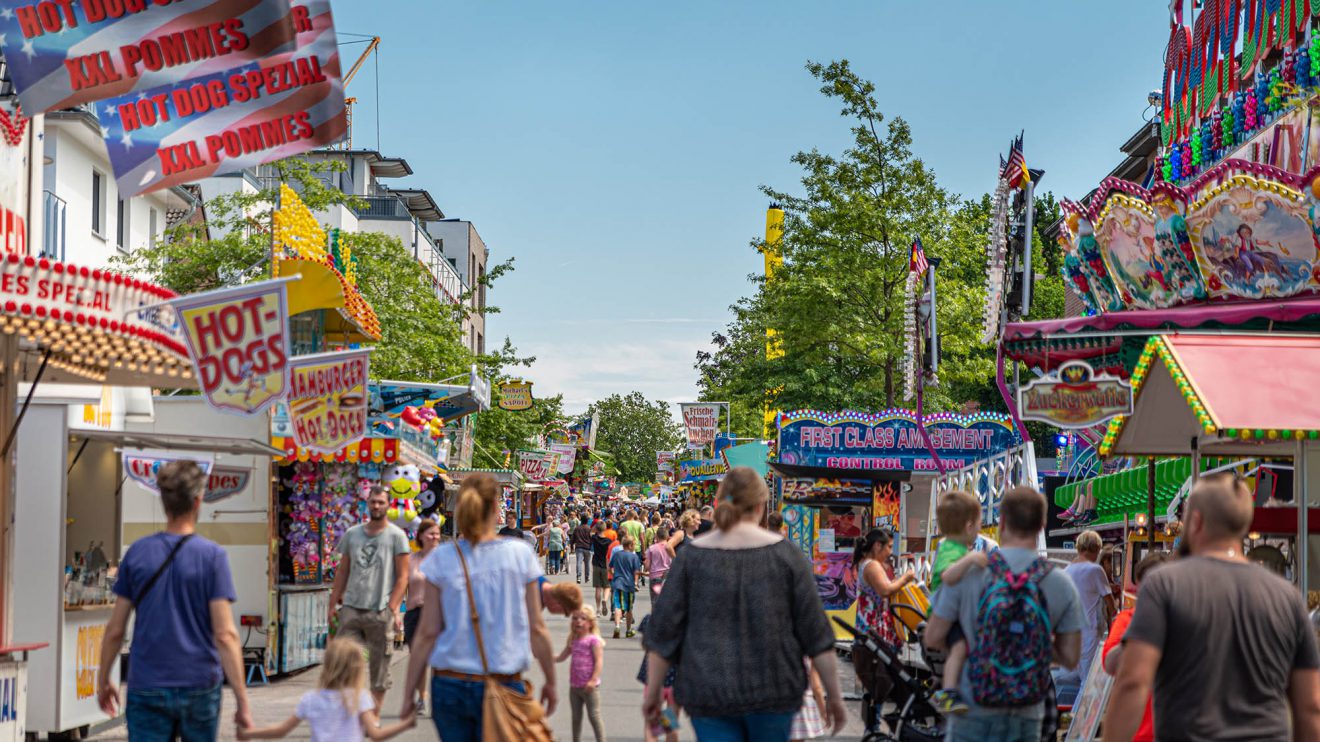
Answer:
[{"xmin": 401, "ymin": 473, "xmax": 558, "ymax": 741}]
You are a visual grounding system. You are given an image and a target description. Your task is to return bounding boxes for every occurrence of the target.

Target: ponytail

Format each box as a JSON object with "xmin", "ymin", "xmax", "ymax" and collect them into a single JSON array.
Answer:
[
  {"xmin": 456, "ymin": 473, "xmax": 499, "ymax": 542},
  {"xmin": 713, "ymin": 467, "xmax": 769, "ymax": 531},
  {"xmin": 852, "ymin": 528, "xmax": 891, "ymax": 569}
]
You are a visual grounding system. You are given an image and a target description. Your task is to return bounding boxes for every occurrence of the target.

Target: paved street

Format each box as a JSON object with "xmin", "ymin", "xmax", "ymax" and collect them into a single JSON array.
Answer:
[{"xmin": 88, "ymin": 570, "xmax": 868, "ymax": 741}]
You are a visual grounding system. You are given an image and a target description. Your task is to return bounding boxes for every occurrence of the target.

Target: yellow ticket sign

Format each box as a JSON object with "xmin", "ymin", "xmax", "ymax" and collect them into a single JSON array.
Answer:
[{"xmin": 498, "ymin": 380, "xmax": 535, "ymax": 411}]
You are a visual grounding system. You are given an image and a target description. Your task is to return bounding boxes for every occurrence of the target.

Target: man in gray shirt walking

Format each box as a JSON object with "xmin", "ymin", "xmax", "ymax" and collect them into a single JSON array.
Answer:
[{"xmin": 329, "ymin": 484, "xmax": 410, "ymax": 711}]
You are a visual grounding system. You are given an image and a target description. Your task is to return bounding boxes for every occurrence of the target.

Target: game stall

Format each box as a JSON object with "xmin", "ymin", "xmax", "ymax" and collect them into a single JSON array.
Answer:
[
  {"xmin": 268, "ymin": 374, "xmax": 488, "ymax": 673},
  {"xmin": 675, "ymin": 457, "xmax": 727, "ymax": 506},
  {"xmin": 772, "ymin": 409, "xmax": 1021, "ymax": 638}
]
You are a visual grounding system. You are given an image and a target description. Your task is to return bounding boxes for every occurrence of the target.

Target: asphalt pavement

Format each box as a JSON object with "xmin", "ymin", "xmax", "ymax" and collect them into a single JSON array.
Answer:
[{"xmin": 88, "ymin": 567, "xmax": 868, "ymax": 741}]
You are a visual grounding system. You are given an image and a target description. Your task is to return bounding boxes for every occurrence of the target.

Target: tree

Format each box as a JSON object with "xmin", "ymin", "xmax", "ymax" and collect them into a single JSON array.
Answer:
[
  {"xmin": 586, "ymin": 392, "xmax": 684, "ymax": 483},
  {"xmin": 471, "ymin": 391, "xmax": 567, "ymax": 469},
  {"xmin": 697, "ymin": 59, "xmax": 994, "ymax": 418}
]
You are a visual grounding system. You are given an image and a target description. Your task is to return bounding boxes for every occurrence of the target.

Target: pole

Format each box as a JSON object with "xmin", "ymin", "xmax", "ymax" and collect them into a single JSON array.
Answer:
[
  {"xmin": 1021, "ymin": 179, "xmax": 1035, "ymax": 316},
  {"xmin": 1147, "ymin": 457, "xmax": 1156, "ymax": 551},
  {"xmin": 926, "ymin": 259, "xmax": 939, "ymax": 375},
  {"xmin": 1298, "ymin": 439, "xmax": 1308, "ymax": 592}
]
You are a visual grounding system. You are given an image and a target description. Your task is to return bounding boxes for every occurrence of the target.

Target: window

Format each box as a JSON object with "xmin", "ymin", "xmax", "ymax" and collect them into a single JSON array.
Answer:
[
  {"xmin": 116, "ymin": 198, "xmax": 128, "ymax": 251},
  {"xmin": 477, "ymin": 332, "xmax": 484, "ymax": 356},
  {"xmin": 148, "ymin": 209, "xmax": 158, "ymax": 248},
  {"xmin": 91, "ymin": 171, "xmax": 104, "ymax": 236},
  {"xmin": 477, "ymin": 263, "xmax": 486, "ymax": 310}
]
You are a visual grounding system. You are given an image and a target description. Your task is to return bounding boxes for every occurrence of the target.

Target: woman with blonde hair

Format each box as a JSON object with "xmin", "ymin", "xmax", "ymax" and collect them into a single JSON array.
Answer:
[
  {"xmin": 642, "ymin": 467, "xmax": 846, "ymax": 741},
  {"xmin": 401, "ymin": 473, "xmax": 558, "ymax": 740},
  {"xmin": 238, "ymin": 638, "xmax": 415, "ymax": 741},
  {"xmin": 665, "ymin": 509, "xmax": 702, "ymax": 553}
]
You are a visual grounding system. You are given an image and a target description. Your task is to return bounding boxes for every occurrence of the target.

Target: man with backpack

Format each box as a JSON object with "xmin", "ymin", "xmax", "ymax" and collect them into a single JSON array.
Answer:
[{"xmin": 926, "ymin": 486, "xmax": 1083, "ymax": 742}]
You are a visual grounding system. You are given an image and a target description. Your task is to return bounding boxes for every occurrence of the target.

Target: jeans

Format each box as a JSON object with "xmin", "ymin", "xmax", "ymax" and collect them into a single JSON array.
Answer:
[
  {"xmin": 548, "ymin": 550, "xmax": 562, "ymax": 574},
  {"xmin": 430, "ymin": 674, "xmax": 527, "ymax": 742},
  {"xmin": 945, "ymin": 713, "xmax": 1042, "ymax": 742},
  {"xmin": 570, "ymin": 686, "xmax": 606, "ymax": 742},
  {"xmin": 689, "ymin": 711, "xmax": 795, "ymax": 742},
  {"xmin": 576, "ymin": 549, "xmax": 591, "ymax": 581},
  {"xmin": 126, "ymin": 685, "xmax": 222, "ymax": 742}
]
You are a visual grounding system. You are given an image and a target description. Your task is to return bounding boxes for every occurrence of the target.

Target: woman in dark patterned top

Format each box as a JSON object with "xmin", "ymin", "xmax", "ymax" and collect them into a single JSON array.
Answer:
[{"xmin": 641, "ymin": 467, "xmax": 846, "ymax": 741}]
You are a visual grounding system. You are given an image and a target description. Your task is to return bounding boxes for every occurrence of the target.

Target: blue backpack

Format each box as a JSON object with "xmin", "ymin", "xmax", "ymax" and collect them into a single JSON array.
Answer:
[{"xmin": 967, "ymin": 550, "xmax": 1053, "ymax": 707}]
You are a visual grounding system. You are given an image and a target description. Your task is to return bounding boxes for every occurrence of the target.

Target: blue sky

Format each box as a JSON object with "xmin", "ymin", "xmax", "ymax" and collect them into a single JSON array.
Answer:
[{"xmin": 331, "ymin": 1, "xmax": 1170, "ymax": 413}]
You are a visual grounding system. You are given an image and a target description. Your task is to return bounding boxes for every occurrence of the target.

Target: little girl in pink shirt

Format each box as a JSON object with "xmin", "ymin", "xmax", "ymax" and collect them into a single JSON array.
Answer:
[{"xmin": 557, "ymin": 605, "xmax": 607, "ymax": 742}]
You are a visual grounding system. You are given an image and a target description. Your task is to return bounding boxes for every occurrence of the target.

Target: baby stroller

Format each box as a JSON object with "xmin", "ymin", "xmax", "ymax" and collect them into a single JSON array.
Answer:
[{"xmin": 835, "ymin": 617, "xmax": 944, "ymax": 742}]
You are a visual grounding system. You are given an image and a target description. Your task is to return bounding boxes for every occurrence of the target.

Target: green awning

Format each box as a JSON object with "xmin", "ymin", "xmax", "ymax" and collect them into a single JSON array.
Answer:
[{"xmin": 1054, "ymin": 456, "xmax": 1233, "ymax": 528}]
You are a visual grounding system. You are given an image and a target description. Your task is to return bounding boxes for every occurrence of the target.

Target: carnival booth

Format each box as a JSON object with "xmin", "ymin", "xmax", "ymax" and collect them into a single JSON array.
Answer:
[
  {"xmin": 773, "ymin": 409, "xmax": 1021, "ymax": 639},
  {"xmin": 268, "ymin": 375, "xmax": 487, "ymax": 674},
  {"xmin": 676, "ymin": 458, "xmax": 727, "ymax": 506},
  {"xmin": 449, "ymin": 469, "xmax": 524, "ymax": 528}
]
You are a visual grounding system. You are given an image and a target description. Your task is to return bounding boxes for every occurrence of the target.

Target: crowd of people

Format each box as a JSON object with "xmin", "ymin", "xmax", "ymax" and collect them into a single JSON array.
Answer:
[{"xmin": 91, "ymin": 460, "xmax": 1320, "ymax": 742}]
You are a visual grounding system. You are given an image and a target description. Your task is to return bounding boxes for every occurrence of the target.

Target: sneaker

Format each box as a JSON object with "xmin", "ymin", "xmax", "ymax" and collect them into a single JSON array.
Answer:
[
  {"xmin": 626, "ymin": 630, "xmax": 636, "ymax": 639},
  {"xmin": 1058, "ymin": 508, "xmax": 1079, "ymax": 522},
  {"xmin": 1076, "ymin": 509, "xmax": 1099, "ymax": 525},
  {"xmin": 613, "ymin": 628, "xmax": 621, "ymax": 639},
  {"xmin": 932, "ymin": 689, "xmax": 969, "ymax": 716},
  {"xmin": 415, "ymin": 699, "xmax": 427, "ymax": 717}
]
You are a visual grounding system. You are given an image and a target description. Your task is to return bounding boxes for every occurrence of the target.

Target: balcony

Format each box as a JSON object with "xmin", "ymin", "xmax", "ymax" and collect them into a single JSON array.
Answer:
[
  {"xmin": 41, "ymin": 190, "xmax": 65, "ymax": 261},
  {"xmin": 350, "ymin": 196, "xmax": 411, "ymax": 220}
]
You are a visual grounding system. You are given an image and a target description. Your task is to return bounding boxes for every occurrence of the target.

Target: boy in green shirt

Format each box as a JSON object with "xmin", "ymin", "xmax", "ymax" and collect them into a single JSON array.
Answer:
[{"xmin": 930, "ymin": 490, "xmax": 991, "ymax": 715}]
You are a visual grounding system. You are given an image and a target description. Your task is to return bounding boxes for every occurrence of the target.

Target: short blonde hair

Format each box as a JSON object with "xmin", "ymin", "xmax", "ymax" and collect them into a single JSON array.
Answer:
[
  {"xmin": 1076, "ymin": 530, "xmax": 1103, "ymax": 554},
  {"xmin": 936, "ymin": 490, "xmax": 981, "ymax": 535}
]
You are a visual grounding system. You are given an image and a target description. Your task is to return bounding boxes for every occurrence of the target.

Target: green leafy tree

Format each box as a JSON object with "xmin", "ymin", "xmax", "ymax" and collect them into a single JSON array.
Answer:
[{"xmin": 586, "ymin": 392, "xmax": 684, "ymax": 483}]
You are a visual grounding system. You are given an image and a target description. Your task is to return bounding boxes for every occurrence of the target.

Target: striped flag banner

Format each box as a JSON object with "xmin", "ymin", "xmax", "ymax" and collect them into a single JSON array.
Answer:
[
  {"xmin": 0, "ymin": 0, "xmax": 298, "ymax": 114},
  {"xmin": 100, "ymin": 0, "xmax": 345, "ymax": 198}
]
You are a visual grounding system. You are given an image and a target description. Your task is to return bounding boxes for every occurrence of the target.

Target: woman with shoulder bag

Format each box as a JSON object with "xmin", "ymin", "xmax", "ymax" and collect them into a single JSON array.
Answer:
[{"xmin": 401, "ymin": 473, "xmax": 558, "ymax": 741}]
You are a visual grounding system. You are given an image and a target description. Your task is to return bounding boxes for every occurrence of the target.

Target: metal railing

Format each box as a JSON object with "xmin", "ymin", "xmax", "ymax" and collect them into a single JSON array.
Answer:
[
  {"xmin": 350, "ymin": 196, "xmax": 411, "ymax": 220},
  {"xmin": 42, "ymin": 190, "xmax": 66, "ymax": 261}
]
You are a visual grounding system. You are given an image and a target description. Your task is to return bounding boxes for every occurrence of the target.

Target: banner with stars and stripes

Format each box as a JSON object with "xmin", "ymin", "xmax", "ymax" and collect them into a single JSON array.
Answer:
[
  {"xmin": 0, "ymin": 0, "xmax": 298, "ymax": 114},
  {"xmin": 99, "ymin": 0, "xmax": 346, "ymax": 198}
]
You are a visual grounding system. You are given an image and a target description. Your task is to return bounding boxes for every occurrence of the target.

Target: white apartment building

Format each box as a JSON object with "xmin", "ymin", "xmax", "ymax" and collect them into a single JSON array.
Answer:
[
  {"xmin": 426, "ymin": 219, "xmax": 488, "ymax": 355},
  {"xmin": 42, "ymin": 105, "xmax": 193, "ymax": 267}
]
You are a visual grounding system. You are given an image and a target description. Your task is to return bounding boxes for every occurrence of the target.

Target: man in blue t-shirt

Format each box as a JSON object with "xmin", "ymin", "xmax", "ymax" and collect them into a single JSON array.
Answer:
[
  {"xmin": 98, "ymin": 460, "xmax": 250, "ymax": 739},
  {"xmin": 609, "ymin": 536, "xmax": 643, "ymax": 639}
]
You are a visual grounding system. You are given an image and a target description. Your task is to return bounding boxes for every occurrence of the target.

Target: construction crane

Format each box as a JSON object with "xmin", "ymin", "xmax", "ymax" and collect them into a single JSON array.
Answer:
[{"xmin": 340, "ymin": 36, "xmax": 379, "ymax": 149}]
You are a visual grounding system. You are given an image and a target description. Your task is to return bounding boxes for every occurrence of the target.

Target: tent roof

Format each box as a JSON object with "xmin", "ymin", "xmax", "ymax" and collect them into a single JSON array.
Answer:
[{"xmin": 1103, "ymin": 334, "xmax": 1320, "ymax": 458}]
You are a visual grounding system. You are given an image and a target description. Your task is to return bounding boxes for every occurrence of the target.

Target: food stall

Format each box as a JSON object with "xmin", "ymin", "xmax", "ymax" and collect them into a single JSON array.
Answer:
[
  {"xmin": 267, "ymin": 374, "xmax": 488, "ymax": 673},
  {"xmin": 675, "ymin": 458, "xmax": 726, "ymax": 507},
  {"xmin": 773, "ymin": 409, "xmax": 1020, "ymax": 637}
]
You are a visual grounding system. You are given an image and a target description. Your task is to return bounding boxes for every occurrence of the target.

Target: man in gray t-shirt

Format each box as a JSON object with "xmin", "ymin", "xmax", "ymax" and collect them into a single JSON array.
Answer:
[
  {"xmin": 1103, "ymin": 476, "xmax": 1320, "ymax": 742},
  {"xmin": 927, "ymin": 487, "xmax": 1083, "ymax": 741},
  {"xmin": 328, "ymin": 485, "xmax": 410, "ymax": 709}
]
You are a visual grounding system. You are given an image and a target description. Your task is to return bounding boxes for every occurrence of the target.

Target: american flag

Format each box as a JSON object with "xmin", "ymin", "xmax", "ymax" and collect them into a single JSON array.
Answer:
[
  {"xmin": 1002, "ymin": 132, "xmax": 1030, "ymax": 190},
  {"xmin": 909, "ymin": 237, "xmax": 929, "ymax": 277},
  {"xmin": 102, "ymin": 0, "xmax": 346, "ymax": 198},
  {"xmin": 1, "ymin": 1, "xmax": 299, "ymax": 114}
]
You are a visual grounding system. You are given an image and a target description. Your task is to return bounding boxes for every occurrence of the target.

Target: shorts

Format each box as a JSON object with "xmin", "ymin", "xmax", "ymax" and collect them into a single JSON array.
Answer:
[
  {"xmin": 593, "ymin": 565, "xmax": 608, "ymax": 588},
  {"xmin": 612, "ymin": 589, "xmax": 635, "ymax": 613},
  {"xmin": 403, "ymin": 606, "xmax": 423, "ymax": 647},
  {"xmin": 337, "ymin": 606, "xmax": 393, "ymax": 692},
  {"xmin": 947, "ymin": 622, "xmax": 964, "ymax": 648}
]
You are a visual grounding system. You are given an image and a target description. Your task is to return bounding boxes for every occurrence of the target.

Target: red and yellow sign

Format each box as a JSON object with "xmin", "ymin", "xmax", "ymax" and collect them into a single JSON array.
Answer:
[
  {"xmin": 171, "ymin": 278, "xmax": 290, "ymax": 415},
  {"xmin": 286, "ymin": 348, "xmax": 370, "ymax": 455},
  {"xmin": 498, "ymin": 380, "xmax": 534, "ymax": 411}
]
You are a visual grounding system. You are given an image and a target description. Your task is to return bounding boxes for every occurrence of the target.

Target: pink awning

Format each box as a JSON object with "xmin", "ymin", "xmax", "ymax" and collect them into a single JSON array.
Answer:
[{"xmin": 1163, "ymin": 334, "xmax": 1320, "ymax": 433}]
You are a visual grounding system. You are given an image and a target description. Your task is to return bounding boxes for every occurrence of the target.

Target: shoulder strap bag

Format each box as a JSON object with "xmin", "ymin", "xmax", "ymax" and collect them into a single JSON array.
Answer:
[
  {"xmin": 134, "ymin": 533, "xmax": 194, "ymax": 605},
  {"xmin": 453, "ymin": 541, "xmax": 553, "ymax": 742}
]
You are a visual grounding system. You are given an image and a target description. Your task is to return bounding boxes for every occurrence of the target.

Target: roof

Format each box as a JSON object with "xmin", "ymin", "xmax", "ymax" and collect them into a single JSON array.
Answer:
[
  {"xmin": 1004, "ymin": 297, "xmax": 1320, "ymax": 343},
  {"xmin": 1102, "ymin": 334, "xmax": 1320, "ymax": 457},
  {"xmin": 310, "ymin": 149, "xmax": 413, "ymax": 178},
  {"xmin": 390, "ymin": 188, "xmax": 445, "ymax": 221}
]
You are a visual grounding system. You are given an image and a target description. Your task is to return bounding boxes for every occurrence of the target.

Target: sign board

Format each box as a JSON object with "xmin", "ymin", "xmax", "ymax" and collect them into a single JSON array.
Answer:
[
  {"xmin": 517, "ymin": 450, "xmax": 553, "ymax": 481},
  {"xmin": 497, "ymin": 380, "xmax": 534, "ymax": 411},
  {"xmin": 1062, "ymin": 643, "xmax": 1114, "ymax": 742},
  {"xmin": 0, "ymin": 0, "xmax": 298, "ymax": 114},
  {"xmin": 677, "ymin": 458, "xmax": 727, "ymax": 483},
  {"xmin": 0, "ymin": 100, "xmax": 29, "ymax": 258},
  {"xmin": 547, "ymin": 443, "xmax": 577, "ymax": 475},
  {"xmin": 122, "ymin": 450, "xmax": 250, "ymax": 503},
  {"xmin": 285, "ymin": 348, "xmax": 369, "ymax": 455},
  {"xmin": 777, "ymin": 410, "xmax": 1020, "ymax": 472},
  {"xmin": 171, "ymin": 278, "xmax": 290, "ymax": 416},
  {"xmin": 680, "ymin": 403, "xmax": 720, "ymax": 448},
  {"xmin": 369, "ymin": 377, "xmax": 487, "ymax": 436},
  {"xmin": 0, "ymin": 660, "xmax": 27, "ymax": 740},
  {"xmin": 1017, "ymin": 361, "xmax": 1133, "ymax": 429},
  {"xmin": 61, "ymin": 610, "xmax": 117, "ymax": 730},
  {"xmin": 656, "ymin": 451, "xmax": 676, "ymax": 472},
  {"xmin": 100, "ymin": 0, "xmax": 346, "ymax": 198}
]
